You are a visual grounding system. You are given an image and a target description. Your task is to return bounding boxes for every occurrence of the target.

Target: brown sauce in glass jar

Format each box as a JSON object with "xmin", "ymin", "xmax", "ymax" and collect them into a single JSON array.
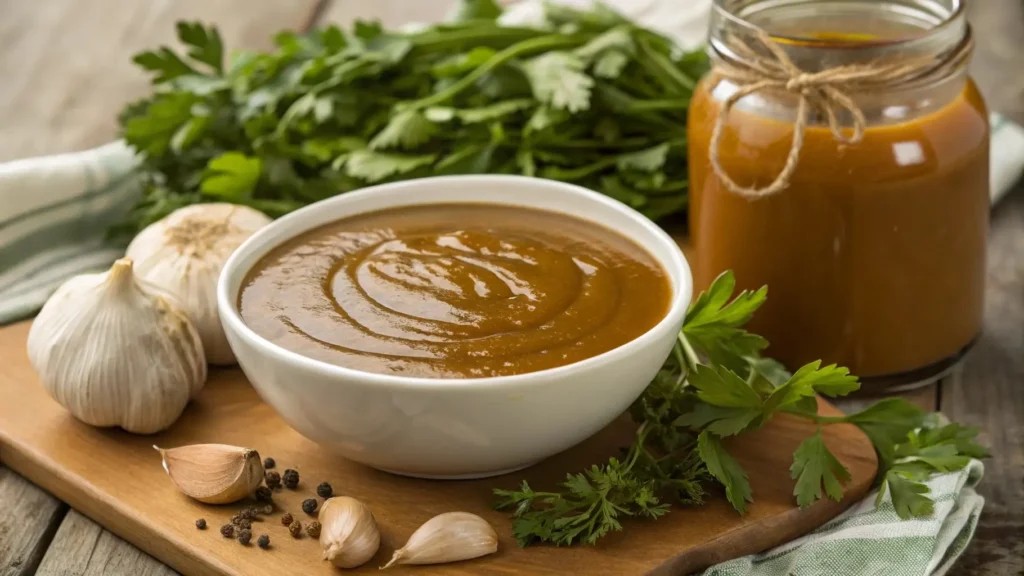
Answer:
[{"xmin": 687, "ymin": 2, "xmax": 989, "ymax": 385}]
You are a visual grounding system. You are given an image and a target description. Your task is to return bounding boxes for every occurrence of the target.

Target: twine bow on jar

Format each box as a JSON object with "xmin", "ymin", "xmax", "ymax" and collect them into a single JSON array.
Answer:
[{"xmin": 708, "ymin": 30, "xmax": 943, "ymax": 198}]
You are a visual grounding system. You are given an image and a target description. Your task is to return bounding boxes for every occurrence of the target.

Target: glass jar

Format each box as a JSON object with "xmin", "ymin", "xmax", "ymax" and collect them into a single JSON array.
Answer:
[{"xmin": 687, "ymin": 0, "xmax": 989, "ymax": 392}]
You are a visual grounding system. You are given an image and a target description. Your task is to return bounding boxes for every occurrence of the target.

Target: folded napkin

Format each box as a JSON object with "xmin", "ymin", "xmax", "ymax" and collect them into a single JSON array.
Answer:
[
  {"xmin": 702, "ymin": 461, "xmax": 985, "ymax": 576},
  {"xmin": 0, "ymin": 2, "xmax": 1003, "ymax": 572}
]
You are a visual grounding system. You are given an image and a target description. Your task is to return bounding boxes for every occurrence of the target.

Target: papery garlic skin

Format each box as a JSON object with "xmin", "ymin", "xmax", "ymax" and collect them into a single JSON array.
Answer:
[
  {"xmin": 126, "ymin": 203, "xmax": 271, "ymax": 365},
  {"xmin": 384, "ymin": 512, "xmax": 498, "ymax": 568},
  {"xmin": 27, "ymin": 258, "xmax": 206, "ymax": 434},
  {"xmin": 319, "ymin": 497, "xmax": 381, "ymax": 569}
]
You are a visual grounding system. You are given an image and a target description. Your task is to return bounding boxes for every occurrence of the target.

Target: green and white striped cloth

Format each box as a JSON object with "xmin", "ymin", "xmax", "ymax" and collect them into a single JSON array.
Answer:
[{"xmin": 702, "ymin": 461, "xmax": 985, "ymax": 576}]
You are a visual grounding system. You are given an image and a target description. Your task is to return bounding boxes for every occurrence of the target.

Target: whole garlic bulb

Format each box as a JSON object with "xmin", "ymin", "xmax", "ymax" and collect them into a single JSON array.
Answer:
[
  {"xmin": 319, "ymin": 497, "xmax": 381, "ymax": 569},
  {"xmin": 27, "ymin": 258, "xmax": 207, "ymax": 434},
  {"xmin": 126, "ymin": 203, "xmax": 271, "ymax": 365}
]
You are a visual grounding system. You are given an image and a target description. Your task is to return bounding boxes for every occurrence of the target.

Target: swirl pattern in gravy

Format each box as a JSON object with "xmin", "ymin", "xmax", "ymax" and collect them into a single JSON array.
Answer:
[{"xmin": 239, "ymin": 204, "xmax": 671, "ymax": 378}]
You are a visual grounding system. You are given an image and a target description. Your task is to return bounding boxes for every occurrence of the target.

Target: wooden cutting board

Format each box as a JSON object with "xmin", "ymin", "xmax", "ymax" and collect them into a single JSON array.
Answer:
[{"xmin": 0, "ymin": 320, "xmax": 877, "ymax": 576}]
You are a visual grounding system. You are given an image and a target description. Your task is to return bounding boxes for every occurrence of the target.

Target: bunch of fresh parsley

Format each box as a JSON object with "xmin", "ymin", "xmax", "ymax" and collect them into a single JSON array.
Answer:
[
  {"xmin": 494, "ymin": 272, "xmax": 988, "ymax": 546},
  {"xmin": 115, "ymin": 0, "xmax": 708, "ymax": 236}
]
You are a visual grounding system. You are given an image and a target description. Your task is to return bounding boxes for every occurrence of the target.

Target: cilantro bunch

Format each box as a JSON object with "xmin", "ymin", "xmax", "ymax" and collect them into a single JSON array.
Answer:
[
  {"xmin": 494, "ymin": 272, "xmax": 988, "ymax": 546},
  {"xmin": 115, "ymin": 0, "xmax": 708, "ymax": 236}
]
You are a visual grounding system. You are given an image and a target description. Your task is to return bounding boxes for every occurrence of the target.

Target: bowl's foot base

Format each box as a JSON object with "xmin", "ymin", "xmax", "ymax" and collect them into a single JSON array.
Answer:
[{"xmin": 376, "ymin": 461, "xmax": 539, "ymax": 480}]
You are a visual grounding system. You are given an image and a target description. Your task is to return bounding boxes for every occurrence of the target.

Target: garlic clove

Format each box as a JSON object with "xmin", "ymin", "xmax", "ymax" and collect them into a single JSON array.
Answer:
[
  {"xmin": 126, "ymin": 203, "xmax": 271, "ymax": 365},
  {"xmin": 319, "ymin": 496, "xmax": 381, "ymax": 569},
  {"xmin": 155, "ymin": 444, "xmax": 263, "ymax": 504},
  {"xmin": 27, "ymin": 258, "xmax": 206, "ymax": 434},
  {"xmin": 383, "ymin": 512, "xmax": 498, "ymax": 569}
]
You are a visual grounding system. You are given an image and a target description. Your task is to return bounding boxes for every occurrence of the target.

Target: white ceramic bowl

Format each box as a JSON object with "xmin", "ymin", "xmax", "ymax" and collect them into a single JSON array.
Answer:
[{"xmin": 218, "ymin": 175, "xmax": 692, "ymax": 479}]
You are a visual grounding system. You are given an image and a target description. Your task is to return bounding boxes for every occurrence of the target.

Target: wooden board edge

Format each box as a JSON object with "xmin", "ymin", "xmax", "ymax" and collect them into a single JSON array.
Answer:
[
  {"xmin": 657, "ymin": 423, "xmax": 877, "ymax": 574},
  {"xmin": 0, "ymin": 442, "xmax": 228, "ymax": 576}
]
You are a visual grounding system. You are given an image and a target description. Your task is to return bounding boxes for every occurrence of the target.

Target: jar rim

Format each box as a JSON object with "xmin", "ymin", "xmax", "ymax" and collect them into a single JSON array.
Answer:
[
  {"xmin": 710, "ymin": 0, "xmax": 966, "ymax": 47},
  {"xmin": 708, "ymin": 0, "xmax": 972, "ymax": 82}
]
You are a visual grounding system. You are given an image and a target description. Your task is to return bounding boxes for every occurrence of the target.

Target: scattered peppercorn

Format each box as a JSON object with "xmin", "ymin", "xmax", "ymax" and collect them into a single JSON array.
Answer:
[
  {"xmin": 302, "ymin": 499, "xmax": 318, "ymax": 515},
  {"xmin": 316, "ymin": 482, "xmax": 333, "ymax": 499},
  {"xmin": 288, "ymin": 521, "xmax": 302, "ymax": 538},
  {"xmin": 231, "ymin": 513, "xmax": 243, "ymax": 526},
  {"xmin": 259, "ymin": 504, "xmax": 274, "ymax": 516},
  {"xmin": 265, "ymin": 470, "xmax": 281, "ymax": 489},
  {"xmin": 220, "ymin": 524, "xmax": 234, "ymax": 538},
  {"xmin": 195, "ymin": 519, "xmax": 207, "ymax": 530},
  {"xmin": 236, "ymin": 518, "xmax": 252, "ymax": 530},
  {"xmin": 238, "ymin": 529, "xmax": 252, "ymax": 545},
  {"xmin": 244, "ymin": 506, "xmax": 260, "ymax": 520},
  {"xmin": 257, "ymin": 534, "xmax": 270, "ymax": 549},
  {"xmin": 255, "ymin": 486, "xmax": 273, "ymax": 503},
  {"xmin": 283, "ymin": 469, "xmax": 299, "ymax": 489},
  {"xmin": 263, "ymin": 457, "xmax": 276, "ymax": 469},
  {"xmin": 280, "ymin": 513, "xmax": 293, "ymax": 526},
  {"xmin": 306, "ymin": 521, "xmax": 321, "ymax": 538}
]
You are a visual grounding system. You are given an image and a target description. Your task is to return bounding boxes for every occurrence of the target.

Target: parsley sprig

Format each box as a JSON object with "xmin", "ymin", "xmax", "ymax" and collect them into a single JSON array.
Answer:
[
  {"xmin": 115, "ymin": 0, "xmax": 708, "ymax": 236},
  {"xmin": 494, "ymin": 272, "xmax": 988, "ymax": 547}
]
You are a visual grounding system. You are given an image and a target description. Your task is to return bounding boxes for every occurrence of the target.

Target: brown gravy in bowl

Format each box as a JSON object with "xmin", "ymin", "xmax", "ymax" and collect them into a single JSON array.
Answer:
[{"xmin": 239, "ymin": 204, "xmax": 671, "ymax": 378}]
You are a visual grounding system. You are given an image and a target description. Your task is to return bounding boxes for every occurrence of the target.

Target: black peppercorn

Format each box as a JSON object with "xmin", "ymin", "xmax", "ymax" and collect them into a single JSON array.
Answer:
[
  {"xmin": 231, "ymin": 513, "xmax": 243, "ymax": 526},
  {"xmin": 289, "ymin": 521, "xmax": 302, "ymax": 538},
  {"xmin": 220, "ymin": 524, "xmax": 234, "ymax": 538},
  {"xmin": 255, "ymin": 486, "xmax": 273, "ymax": 503},
  {"xmin": 265, "ymin": 470, "xmax": 281, "ymax": 489},
  {"xmin": 258, "ymin": 504, "xmax": 273, "ymax": 516},
  {"xmin": 316, "ymin": 482, "xmax": 333, "ymax": 499},
  {"xmin": 195, "ymin": 518, "xmax": 207, "ymax": 530},
  {"xmin": 280, "ymin": 513, "xmax": 293, "ymax": 526},
  {"xmin": 257, "ymin": 534, "xmax": 270, "ymax": 549},
  {"xmin": 302, "ymin": 498, "xmax": 318, "ymax": 515},
  {"xmin": 236, "ymin": 518, "xmax": 252, "ymax": 530},
  {"xmin": 263, "ymin": 457, "xmax": 276, "ymax": 469},
  {"xmin": 244, "ymin": 506, "xmax": 260, "ymax": 520},
  {"xmin": 238, "ymin": 528, "xmax": 252, "ymax": 545},
  {"xmin": 283, "ymin": 469, "xmax": 299, "ymax": 489},
  {"xmin": 306, "ymin": 521, "xmax": 321, "ymax": 538}
]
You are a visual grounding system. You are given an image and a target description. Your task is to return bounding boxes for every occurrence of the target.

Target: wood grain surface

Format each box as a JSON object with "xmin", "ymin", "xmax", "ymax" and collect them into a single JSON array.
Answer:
[
  {"xmin": 0, "ymin": 320, "xmax": 876, "ymax": 576},
  {"xmin": 0, "ymin": 467, "xmax": 65, "ymax": 575},
  {"xmin": 0, "ymin": 0, "xmax": 1021, "ymax": 573},
  {"xmin": 36, "ymin": 511, "xmax": 176, "ymax": 576}
]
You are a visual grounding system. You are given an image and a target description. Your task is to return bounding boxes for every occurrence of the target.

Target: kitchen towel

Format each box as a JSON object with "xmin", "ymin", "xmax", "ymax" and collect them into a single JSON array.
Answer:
[{"xmin": 702, "ymin": 460, "xmax": 986, "ymax": 576}]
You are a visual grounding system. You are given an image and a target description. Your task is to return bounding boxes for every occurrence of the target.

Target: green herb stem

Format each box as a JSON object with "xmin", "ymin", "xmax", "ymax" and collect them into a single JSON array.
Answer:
[{"xmin": 405, "ymin": 34, "xmax": 585, "ymax": 110}]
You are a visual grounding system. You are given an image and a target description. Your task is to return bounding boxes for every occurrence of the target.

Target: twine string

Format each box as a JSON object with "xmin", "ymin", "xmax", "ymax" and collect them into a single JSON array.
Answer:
[{"xmin": 708, "ymin": 30, "xmax": 941, "ymax": 198}]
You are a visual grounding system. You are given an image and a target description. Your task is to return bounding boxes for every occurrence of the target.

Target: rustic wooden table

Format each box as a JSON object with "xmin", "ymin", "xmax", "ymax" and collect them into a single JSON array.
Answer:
[{"xmin": 0, "ymin": 1, "xmax": 1020, "ymax": 574}]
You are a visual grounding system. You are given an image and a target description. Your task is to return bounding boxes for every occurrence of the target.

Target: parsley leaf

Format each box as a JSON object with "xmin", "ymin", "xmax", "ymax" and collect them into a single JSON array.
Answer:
[
  {"xmin": 122, "ymin": 93, "xmax": 197, "ymax": 156},
  {"xmin": 451, "ymin": 0, "xmax": 504, "ymax": 21},
  {"xmin": 522, "ymin": 52, "xmax": 595, "ymax": 113},
  {"xmin": 698, "ymin": 431, "xmax": 753, "ymax": 513},
  {"xmin": 790, "ymin": 431, "xmax": 851, "ymax": 507},
  {"xmin": 688, "ymin": 364, "xmax": 762, "ymax": 409},
  {"xmin": 878, "ymin": 472, "xmax": 934, "ymax": 519},
  {"xmin": 675, "ymin": 403, "xmax": 761, "ymax": 437},
  {"xmin": 763, "ymin": 361, "xmax": 859, "ymax": 413},
  {"xmin": 133, "ymin": 49, "xmax": 197, "ymax": 83},
  {"xmin": 176, "ymin": 21, "xmax": 224, "ymax": 73},
  {"xmin": 683, "ymin": 271, "xmax": 769, "ymax": 370},
  {"xmin": 200, "ymin": 152, "xmax": 261, "ymax": 200},
  {"xmin": 844, "ymin": 398, "xmax": 926, "ymax": 472},
  {"xmin": 369, "ymin": 109, "xmax": 438, "ymax": 150},
  {"xmin": 617, "ymin": 143, "xmax": 669, "ymax": 172},
  {"xmin": 344, "ymin": 150, "xmax": 436, "ymax": 182}
]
